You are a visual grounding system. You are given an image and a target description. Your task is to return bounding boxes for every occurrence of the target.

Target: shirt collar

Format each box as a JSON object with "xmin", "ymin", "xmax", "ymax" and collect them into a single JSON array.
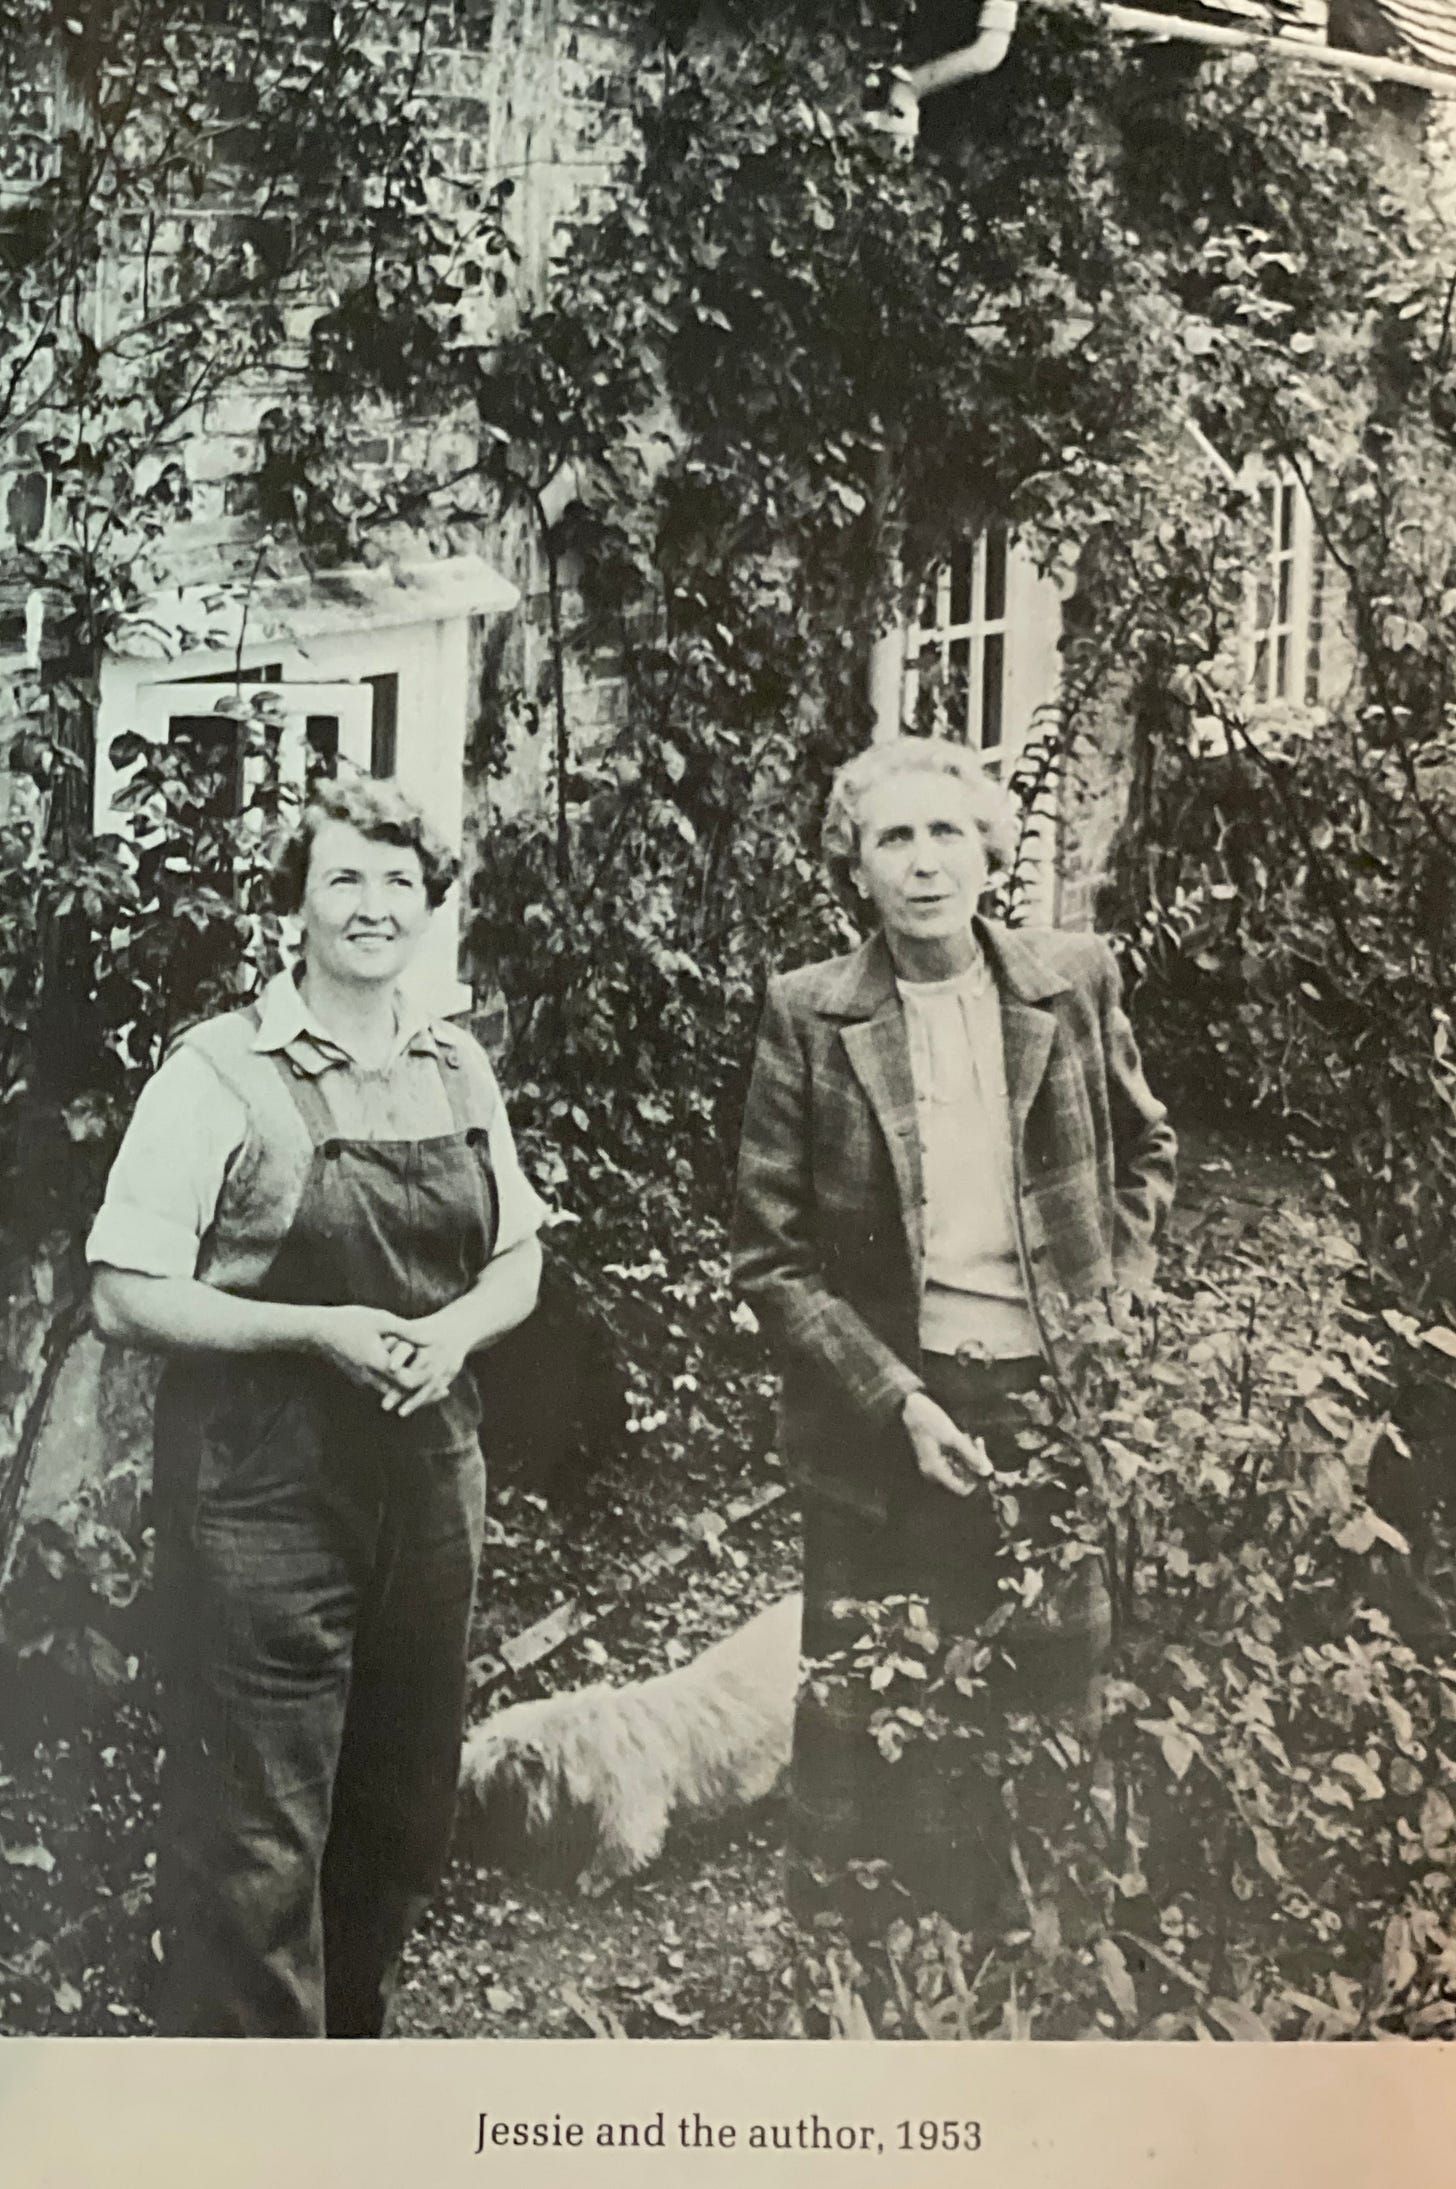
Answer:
[{"xmin": 252, "ymin": 967, "xmax": 443, "ymax": 1074}]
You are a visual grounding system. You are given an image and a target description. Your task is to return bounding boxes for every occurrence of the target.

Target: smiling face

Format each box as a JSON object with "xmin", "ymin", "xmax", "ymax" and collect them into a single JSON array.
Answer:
[
  {"xmin": 298, "ymin": 819, "xmax": 433, "ymax": 989},
  {"xmin": 852, "ymin": 768, "xmax": 992, "ymax": 976}
]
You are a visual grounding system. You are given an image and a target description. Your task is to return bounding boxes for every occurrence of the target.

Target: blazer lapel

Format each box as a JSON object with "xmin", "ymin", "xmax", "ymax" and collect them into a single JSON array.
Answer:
[
  {"xmin": 826, "ymin": 938, "xmax": 924, "ymax": 1294},
  {"xmin": 999, "ymin": 1001, "xmax": 1057, "ymax": 1137},
  {"xmin": 978, "ymin": 919, "xmax": 1069, "ymax": 1137}
]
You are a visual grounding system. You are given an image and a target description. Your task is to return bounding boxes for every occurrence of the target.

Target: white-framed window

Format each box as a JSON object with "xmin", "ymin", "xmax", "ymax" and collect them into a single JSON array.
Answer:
[
  {"xmin": 1243, "ymin": 468, "xmax": 1330, "ymax": 709},
  {"xmin": 903, "ymin": 529, "xmax": 1011, "ymax": 757},
  {"xmin": 93, "ymin": 558, "xmax": 519, "ymax": 1013},
  {"xmin": 97, "ymin": 638, "xmax": 436, "ymax": 841},
  {"xmin": 893, "ymin": 527, "xmax": 1064, "ymax": 774}
]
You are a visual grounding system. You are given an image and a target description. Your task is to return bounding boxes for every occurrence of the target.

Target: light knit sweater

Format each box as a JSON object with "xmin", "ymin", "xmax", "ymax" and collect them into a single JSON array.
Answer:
[{"xmin": 896, "ymin": 954, "xmax": 1041, "ymax": 1361}]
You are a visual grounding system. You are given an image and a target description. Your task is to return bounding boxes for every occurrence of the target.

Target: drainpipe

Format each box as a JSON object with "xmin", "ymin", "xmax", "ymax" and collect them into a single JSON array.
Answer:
[
  {"xmin": 911, "ymin": 0, "xmax": 1022, "ymax": 96},
  {"xmin": 867, "ymin": 2, "xmax": 1022, "ymax": 145}
]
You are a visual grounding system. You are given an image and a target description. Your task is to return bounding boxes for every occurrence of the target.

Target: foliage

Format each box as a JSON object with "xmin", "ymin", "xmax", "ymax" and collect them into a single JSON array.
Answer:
[
  {"xmin": 786, "ymin": 1185, "xmax": 1456, "ymax": 2040},
  {"xmin": 0, "ymin": 0, "xmax": 515, "ymax": 1608},
  {"xmin": 1079, "ymin": 67, "xmax": 1456, "ymax": 1314},
  {"xmin": 1116, "ymin": 450, "xmax": 1456, "ymax": 1311}
]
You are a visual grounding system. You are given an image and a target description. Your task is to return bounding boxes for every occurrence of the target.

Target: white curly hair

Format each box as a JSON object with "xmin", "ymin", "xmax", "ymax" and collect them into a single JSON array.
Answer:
[{"xmin": 821, "ymin": 736, "xmax": 1018, "ymax": 888}]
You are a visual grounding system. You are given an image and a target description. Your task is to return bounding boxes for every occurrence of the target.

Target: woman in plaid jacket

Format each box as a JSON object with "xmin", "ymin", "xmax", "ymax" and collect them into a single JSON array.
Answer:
[{"xmin": 731, "ymin": 736, "xmax": 1176, "ymax": 1929}]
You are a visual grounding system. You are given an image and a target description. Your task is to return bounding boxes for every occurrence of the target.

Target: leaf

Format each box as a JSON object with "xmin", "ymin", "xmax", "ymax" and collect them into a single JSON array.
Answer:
[
  {"xmin": 1420, "ymin": 1788, "xmax": 1455, "ymax": 1859},
  {"xmin": 561, "ymin": 1984, "xmax": 627, "ymax": 2040},
  {"xmin": 1161, "ymin": 1729, "xmax": 1197, "ymax": 1782},
  {"xmin": 1252, "ymin": 1827, "xmax": 1286, "ymax": 1882},
  {"xmin": 1030, "ymin": 1898, "xmax": 1063, "ymax": 1962},
  {"xmin": 869, "ymin": 1662, "xmax": 895, "ymax": 1691},
  {"xmin": 1332, "ymin": 1752, "xmax": 1384, "ymax": 1801},
  {"xmin": 1304, "ymin": 1394, "xmax": 1354, "ymax": 1442},
  {"xmin": 1381, "ymin": 1915, "xmax": 1419, "ymax": 1998},
  {"xmin": 485, "ymin": 1985, "xmax": 522, "ymax": 2015},
  {"xmin": 1204, "ymin": 1995, "xmax": 1273, "ymax": 2042},
  {"xmin": 1164, "ymin": 1645, "xmax": 1207, "ymax": 1690},
  {"xmin": 2, "ymin": 1841, "xmax": 56, "ymax": 1874},
  {"xmin": 1309, "ymin": 1454, "xmax": 1354, "ymax": 1518},
  {"xmin": 1333, "ymin": 1508, "xmax": 1411, "ymax": 1557},
  {"xmin": 1094, "ymin": 1938, "xmax": 1139, "ymax": 2027},
  {"xmin": 1420, "ymin": 1324, "xmax": 1456, "ymax": 1358}
]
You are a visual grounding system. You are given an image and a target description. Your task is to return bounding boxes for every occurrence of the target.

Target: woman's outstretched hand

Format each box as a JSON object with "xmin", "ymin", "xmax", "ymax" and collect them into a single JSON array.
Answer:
[{"xmin": 901, "ymin": 1389, "xmax": 993, "ymax": 1499}]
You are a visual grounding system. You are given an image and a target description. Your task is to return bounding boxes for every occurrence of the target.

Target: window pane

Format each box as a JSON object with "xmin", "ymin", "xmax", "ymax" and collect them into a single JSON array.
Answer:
[
  {"xmin": 366, "ymin": 673, "xmax": 399, "ymax": 778},
  {"xmin": 1275, "ymin": 633, "xmax": 1290, "ymax": 698},
  {"xmin": 910, "ymin": 677, "xmax": 939, "ymax": 737},
  {"xmin": 983, "ymin": 528, "xmax": 1007, "ymax": 623},
  {"xmin": 1278, "ymin": 483, "xmax": 1295, "ymax": 553},
  {"xmin": 170, "ymin": 715, "xmax": 243, "ymax": 819},
  {"xmin": 1277, "ymin": 553, "xmax": 1293, "ymax": 625},
  {"xmin": 949, "ymin": 542, "xmax": 972, "ymax": 629},
  {"xmin": 1253, "ymin": 637, "xmax": 1269, "ymax": 698},
  {"xmin": 948, "ymin": 636, "xmax": 972, "ymax": 740},
  {"xmin": 306, "ymin": 715, "xmax": 340, "ymax": 783},
  {"xmin": 980, "ymin": 633, "xmax": 1004, "ymax": 750}
]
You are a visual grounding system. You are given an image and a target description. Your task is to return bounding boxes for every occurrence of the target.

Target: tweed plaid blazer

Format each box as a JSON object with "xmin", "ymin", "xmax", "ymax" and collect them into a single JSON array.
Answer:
[{"xmin": 730, "ymin": 918, "xmax": 1177, "ymax": 1515}]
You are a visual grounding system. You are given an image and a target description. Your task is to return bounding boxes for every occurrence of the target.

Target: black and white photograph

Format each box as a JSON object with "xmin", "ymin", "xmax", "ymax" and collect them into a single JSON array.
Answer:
[{"xmin": 4, "ymin": 0, "xmax": 1456, "ymax": 2129}]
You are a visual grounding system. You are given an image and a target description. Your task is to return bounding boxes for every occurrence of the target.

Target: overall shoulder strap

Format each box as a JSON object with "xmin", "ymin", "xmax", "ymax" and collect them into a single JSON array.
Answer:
[
  {"xmin": 432, "ymin": 1025, "xmax": 498, "ymax": 1139},
  {"xmin": 264, "ymin": 1052, "xmax": 339, "ymax": 1148},
  {"xmin": 173, "ymin": 1005, "xmax": 337, "ymax": 1147}
]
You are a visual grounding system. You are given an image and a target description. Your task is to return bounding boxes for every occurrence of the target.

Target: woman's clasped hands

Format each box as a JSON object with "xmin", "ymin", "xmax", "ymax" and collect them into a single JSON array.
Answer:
[{"xmin": 308, "ymin": 1302, "xmax": 469, "ymax": 1419}]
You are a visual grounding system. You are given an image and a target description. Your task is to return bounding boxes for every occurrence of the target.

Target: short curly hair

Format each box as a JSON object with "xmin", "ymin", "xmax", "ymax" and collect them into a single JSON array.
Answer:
[
  {"xmin": 272, "ymin": 776, "xmax": 460, "ymax": 914},
  {"xmin": 821, "ymin": 736, "xmax": 1018, "ymax": 888}
]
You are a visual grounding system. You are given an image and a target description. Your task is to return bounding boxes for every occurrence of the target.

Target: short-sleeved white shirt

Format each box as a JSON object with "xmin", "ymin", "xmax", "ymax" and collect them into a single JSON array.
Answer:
[{"xmin": 87, "ymin": 969, "xmax": 548, "ymax": 1293}]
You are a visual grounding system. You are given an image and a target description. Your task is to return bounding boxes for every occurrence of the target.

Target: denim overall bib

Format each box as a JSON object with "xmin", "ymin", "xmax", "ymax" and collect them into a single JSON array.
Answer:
[{"xmin": 150, "ymin": 1015, "xmax": 498, "ymax": 2037}]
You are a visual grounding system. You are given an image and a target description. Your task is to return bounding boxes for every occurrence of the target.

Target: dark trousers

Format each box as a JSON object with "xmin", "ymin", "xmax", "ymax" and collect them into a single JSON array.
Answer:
[
  {"xmin": 152, "ymin": 1367, "xmax": 485, "ymax": 2037},
  {"xmin": 790, "ymin": 1353, "xmax": 1109, "ymax": 1933}
]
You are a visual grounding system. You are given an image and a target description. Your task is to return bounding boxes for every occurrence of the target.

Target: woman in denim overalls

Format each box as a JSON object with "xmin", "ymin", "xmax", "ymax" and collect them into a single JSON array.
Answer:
[{"xmin": 90, "ymin": 779, "xmax": 544, "ymax": 2036}]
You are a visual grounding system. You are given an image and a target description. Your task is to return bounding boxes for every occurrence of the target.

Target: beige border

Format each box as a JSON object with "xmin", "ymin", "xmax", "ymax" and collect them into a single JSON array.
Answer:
[{"xmin": 3, "ymin": 2036, "xmax": 1454, "ymax": 2188}]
